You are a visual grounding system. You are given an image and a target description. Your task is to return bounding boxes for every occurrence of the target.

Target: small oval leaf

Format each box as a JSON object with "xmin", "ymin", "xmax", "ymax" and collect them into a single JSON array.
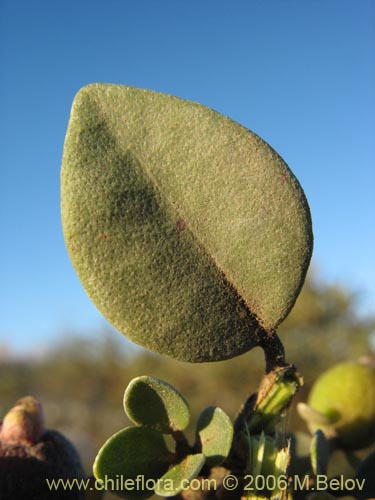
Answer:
[
  {"xmin": 196, "ymin": 407, "xmax": 233, "ymax": 466},
  {"xmin": 297, "ymin": 403, "xmax": 333, "ymax": 428},
  {"xmin": 310, "ymin": 430, "xmax": 329, "ymax": 476},
  {"xmin": 61, "ymin": 83, "xmax": 313, "ymax": 362},
  {"xmin": 93, "ymin": 427, "xmax": 170, "ymax": 499},
  {"xmin": 154, "ymin": 453, "xmax": 205, "ymax": 497},
  {"xmin": 124, "ymin": 376, "xmax": 190, "ymax": 433}
]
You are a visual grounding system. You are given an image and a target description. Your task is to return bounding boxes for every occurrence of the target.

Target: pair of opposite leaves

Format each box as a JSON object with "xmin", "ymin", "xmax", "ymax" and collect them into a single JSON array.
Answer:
[{"xmin": 61, "ymin": 84, "xmax": 313, "ymax": 362}]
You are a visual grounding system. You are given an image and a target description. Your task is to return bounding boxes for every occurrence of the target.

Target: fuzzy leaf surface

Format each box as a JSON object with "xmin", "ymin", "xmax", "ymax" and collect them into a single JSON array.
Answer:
[
  {"xmin": 124, "ymin": 376, "xmax": 190, "ymax": 433},
  {"xmin": 93, "ymin": 427, "xmax": 170, "ymax": 499},
  {"xmin": 196, "ymin": 406, "xmax": 233, "ymax": 466},
  {"xmin": 61, "ymin": 83, "xmax": 313, "ymax": 362},
  {"xmin": 154, "ymin": 453, "xmax": 205, "ymax": 497}
]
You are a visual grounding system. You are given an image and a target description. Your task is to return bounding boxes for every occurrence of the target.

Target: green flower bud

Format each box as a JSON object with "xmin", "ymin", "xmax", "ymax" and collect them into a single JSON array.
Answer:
[
  {"xmin": 307, "ymin": 361, "xmax": 375, "ymax": 450},
  {"xmin": 245, "ymin": 431, "xmax": 290, "ymax": 499}
]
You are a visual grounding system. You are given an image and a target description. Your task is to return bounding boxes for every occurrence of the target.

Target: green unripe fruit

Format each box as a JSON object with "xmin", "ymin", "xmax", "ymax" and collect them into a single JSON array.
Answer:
[
  {"xmin": 61, "ymin": 83, "xmax": 313, "ymax": 362},
  {"xmin": 308, "ymin": 361, "xmax": 375, "ymax": 450}
]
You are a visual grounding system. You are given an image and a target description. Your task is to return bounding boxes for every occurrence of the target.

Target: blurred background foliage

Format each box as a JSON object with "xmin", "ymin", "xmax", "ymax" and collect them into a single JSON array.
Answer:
[{"xmin": 0, "ymin": 269, "xmax": 374, "ymax": 494}]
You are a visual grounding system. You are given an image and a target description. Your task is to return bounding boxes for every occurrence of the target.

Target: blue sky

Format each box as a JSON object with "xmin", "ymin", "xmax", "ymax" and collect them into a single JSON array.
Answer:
[{"xmin": 0, "ymin": 0, "xmax": 374, "ymax": 354}]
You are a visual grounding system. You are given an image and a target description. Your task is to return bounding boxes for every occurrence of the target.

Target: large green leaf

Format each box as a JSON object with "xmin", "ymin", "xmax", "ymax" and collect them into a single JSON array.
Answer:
[
  {"xmin": 93, "ymin": 426, "xmax": 170, "ymax": 499},
  {"xmin": 61, "ymin": 83, "xmax": 313, "ymax": 362},
  {"xmin": 124, "ymin": 376, "xmax": 190, "ymax": 433}
]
